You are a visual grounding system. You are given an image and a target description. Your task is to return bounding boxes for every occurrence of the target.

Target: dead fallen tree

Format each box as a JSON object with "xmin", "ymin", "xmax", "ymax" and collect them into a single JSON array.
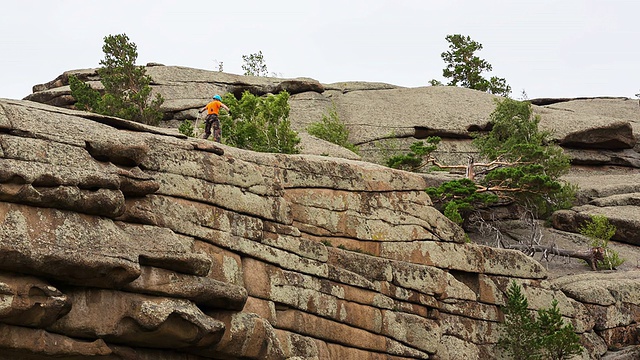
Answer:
[
  {"xmin": 472, "ymin": 210, "xmax": 611, "ymax": 271},
  {"xmin": 505, "ymin": 244, "xmax": 605, "ymax": 271}
]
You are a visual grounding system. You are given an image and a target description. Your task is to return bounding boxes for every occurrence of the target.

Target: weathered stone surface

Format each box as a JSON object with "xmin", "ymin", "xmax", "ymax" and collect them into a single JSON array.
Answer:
[
  {"xmin": 2, "ymin": 91, "xmax": 640, "ymax": 359},
  {"xmin": 0, "ymin": 323, "xmax": 112, "ymax": 359},
  {"xmin": 275, "ymin": 329, "xmax": 321, "ymax": 359},
  {"xmin": 601, "ymin": 345, "xmax": 640, "ymax": 360},
  {"xmin": 598, "ymin": 324, "xmax": 640, "ymax": 350},
  {"xmin": 286, "ymin": 187, "xmax": 464, "ymax": 243},
  {"xmin": 582, "ymin": 330, "xmax": 610, "ymax": 359},
  {"xmin": 565, "ymin": 148, "xmax": 640, "ymax": 167},
  {"xmin": 297, "ymin": 132, "xmax": 361, "ymax": 160},
  {"xmin": 540, "ymin": 98, "xmax": 640, "ymax": 134},
  {"xmin": 440, "ymin": 313, "xmax": 500, "ymax": 344},
  {"xmin": 562, "ymin": 173, "xmax": 640, "ymax": 206},
  {"xmin": 275, "ymin": 309, "xmax": 430, "ymax": 358},
  {"xmin": 382, "ymin": 310, "xmax": 441, "ymax": 353},
  {"xmin": 0, "ymin": 272, "xmax": 70, "ymax": 327},
  {"xmin": 559, "ymin": 121, "xmax": 636, "ymax": 149},
  {"xmin": 194, "ymin": 311, "xmax": 285, "ymax": 360},
  {"xmin": 48, "ymin": 288, "xmax": 225, "ymax": 349},
  {"xmin": 552, "ymin": 205, "xmax": 640, "ymax": 246},
  {"xmin": 115, "ymin": 222, "xmax": 211, "ymax": 276},
  {"xmin": 0, "ymin": 202, "xmax": 141, "ymax": 288},
  {"xmin": 554, "ymin": 277, "xmax": 618, "ymax": 306},
  {"xmin": 583, "ymin": 303, "xmax": 637, "ymax": 331},
  {"xmin": 123, "ymin": 266, "xmax": 248, "ymax": 311},
  {"xmin": 380, "ymin": 241, "xmax": 547, "ymax": 279},
  {"xmin": 436, "ymin": 334, "xmax": 480, "ymax": 360},
  {"xmin": 194, "ymin": 241, "xmax": 244, "ymax": 287}
]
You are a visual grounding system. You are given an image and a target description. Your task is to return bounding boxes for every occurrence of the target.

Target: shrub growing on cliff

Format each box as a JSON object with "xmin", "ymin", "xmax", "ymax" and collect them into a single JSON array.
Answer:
[
  {"xmin": 69, "ymin": 33, "xmax": 164, "ymax": 125},
  {"xmin": 307, "ymin": 104, "xmax": 359, "ymax": 154},
  {"xmin": 220, "ymin": 91, "xmax": 300, "ymax": 154},
  {"xmin": 178, "ymin": 119, "xmax": 195, "ymax": 137},
  {"xmin": 499, "ymin": 281, "xmax": 583, "ymax": 360},
  {"xmin": 579, "ymin": 215, "xmax": 624, "ymax": 269}
]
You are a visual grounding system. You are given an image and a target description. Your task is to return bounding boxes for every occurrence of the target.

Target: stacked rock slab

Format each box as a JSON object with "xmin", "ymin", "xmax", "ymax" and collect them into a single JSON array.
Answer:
[{"xmin": 1, "ymin": 98, "xmax": 639, "ymax": 359}]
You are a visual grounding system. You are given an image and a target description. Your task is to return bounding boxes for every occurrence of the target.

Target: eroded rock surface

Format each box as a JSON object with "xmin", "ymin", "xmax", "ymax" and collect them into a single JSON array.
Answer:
[{"xmin": 5, "ymin": 68, "xmax": 640, "ymax": 359}]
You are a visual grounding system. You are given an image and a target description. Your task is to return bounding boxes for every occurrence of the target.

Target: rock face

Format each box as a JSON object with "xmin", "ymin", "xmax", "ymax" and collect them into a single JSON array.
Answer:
[
  {"xmin": 25, "ymin": 65, "xmax": 640, "ymax": 246},
  {"xmin": 24, "ymin": 64, "xmax": 640, "ymax": 170},
  {"xmin": 2, "ymin": 95, "xmax": 640, "ymax": 360}
]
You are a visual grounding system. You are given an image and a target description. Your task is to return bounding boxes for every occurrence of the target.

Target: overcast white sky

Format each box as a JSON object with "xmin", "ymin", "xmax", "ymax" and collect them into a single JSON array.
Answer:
[{"xmin": 1, "ymin": 0, "xmax": 639, "ymax": 100}]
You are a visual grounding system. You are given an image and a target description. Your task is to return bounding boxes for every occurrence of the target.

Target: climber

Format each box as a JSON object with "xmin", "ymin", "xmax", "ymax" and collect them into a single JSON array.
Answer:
[{"xmin": 199, "ymin": 94, "xmax": 230, "ymax": 142}]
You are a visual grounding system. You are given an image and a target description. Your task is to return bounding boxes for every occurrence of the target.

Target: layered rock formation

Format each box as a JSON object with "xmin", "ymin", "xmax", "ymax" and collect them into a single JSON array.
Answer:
[
  {"xmin": 2, "ymin": 93, "xmax": 640, "ymax": 359},
  {"xmin": 24, "ymin": 65, "xmax": 640, "ymax": 246}
]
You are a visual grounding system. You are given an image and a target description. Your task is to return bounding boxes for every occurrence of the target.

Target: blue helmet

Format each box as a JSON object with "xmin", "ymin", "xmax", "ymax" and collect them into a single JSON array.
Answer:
[{"xmin": 213, "ymin": 95, "xmax": 222, "ymax": 101}]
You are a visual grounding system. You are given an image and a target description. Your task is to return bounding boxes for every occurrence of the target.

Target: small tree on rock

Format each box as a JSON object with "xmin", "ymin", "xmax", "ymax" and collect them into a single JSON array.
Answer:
[
  {"xmin": 499, "ymin": 281, "xmax": 583, "ymax": 360},
  {"xmin": 579, "ymin": 215, "xmax": 624, "ymax": 270},
  {"xmin": 242, "ymin": 51, "xmax": 269, "ymax": 77},
  {"xmin": 69, "ymin": 33, "xmax": 164, "ymax": 125},
  {"xmin": 411, "ymin": 98, "xmax": 575, "ymax": 225},
  {"xmin": 436, "ymin": 34, "xmax": 511, "ymax": 97}
]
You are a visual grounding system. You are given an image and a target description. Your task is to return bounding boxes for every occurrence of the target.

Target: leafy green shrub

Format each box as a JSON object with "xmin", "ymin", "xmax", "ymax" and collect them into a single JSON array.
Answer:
[
  {"xmin": 579, "ymin": 215, "xmax": 624, "ymax": 269},
  {"xmin": 307, "ymin": 105, "xmax": 359, "ymax": 154},
  {"xmin": 178, "ymin": 119, "xmax": 195, "ymax": 137},
  {"xmin": 499, "ymin": 281, "xmax": 583, "ymax": 360},
  {"xmin": 70, "ymin": 33, "xmax": 164, "ymax": 125},
  {"xmin": 220, "ymin": 91, "xmax": 300, "ymax": 154}
]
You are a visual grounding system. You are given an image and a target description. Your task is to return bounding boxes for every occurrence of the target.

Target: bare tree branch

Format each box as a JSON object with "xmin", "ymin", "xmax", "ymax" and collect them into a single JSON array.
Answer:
[{"xmin": 506, "ymin": 245, "xmax": 605, "ymax": 271}]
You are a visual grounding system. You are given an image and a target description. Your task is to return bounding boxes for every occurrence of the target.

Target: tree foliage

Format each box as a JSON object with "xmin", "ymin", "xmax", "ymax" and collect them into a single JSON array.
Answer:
[
  {"xmin": 386, "ymin": 137, "xmax": 441, "ymax": 171},
  {"xmin": 70, "ymin": 34, "xmax": 164, "ymax": 125},
  {"xmin": 242, "ymin": 51, "xmax": 269, "ymax": 76},
  {"xmin": 537, "ymin": 300, "xmax": 584, "ymax": 360},
  {"xmin": 178, "ymin": 119, "xmax": 195, "ymax": 137},
  {"xmin": 579, "ymin": 215, "xmax": 624, "ymax": 269},
  {"xmin": 426, "ymin": 178, "xmax": 499, "ymax": 225},
  {"xmin": 474, "ymin": 98, "xmax": 574, "ymax": 215},
  {"xmin": 422, "ymin": 98, "xmax": 574, "ymax": 224},
  {"xmin": 499, "ymin": 281, "xmax": 540, "ymax": 359},
  {"xmin": 307, "ymin": 105, "xmax": 359, "ymax": 154},
  {"xmin": 220, "ymin": 91, "xmax": 300, "ymax": 154},
  {"xmin": 438, "ymin": 34, "xmax": 511, "ymax": 97},
  {"xmin": 499, "ymin": 281, "xmax": 583, "ymax": 360}
]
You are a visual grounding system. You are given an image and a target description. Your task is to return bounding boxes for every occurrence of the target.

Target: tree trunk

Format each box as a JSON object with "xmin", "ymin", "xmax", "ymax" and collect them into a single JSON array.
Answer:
[{"xmin": 506, "ymin": 245, "xmax": 605, "ymax": 271}]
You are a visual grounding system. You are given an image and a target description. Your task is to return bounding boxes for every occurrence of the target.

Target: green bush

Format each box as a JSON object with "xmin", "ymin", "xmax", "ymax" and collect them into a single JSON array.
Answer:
[
  {"xmin": 178, "ymin": 119, "xmax": 195, "ymax": 137},
  {"xmin": 70, "ymin": 33, "xmax": 164, "ymax": 125},
  {"xmin": 220, "ymin": 91, "xmax": 300, "ymax": 154},
  {"xmin": 499, "ymin": 281, "xmax": 583, "ymax": 360},
  {"xmin": 579, "ymin": 215, "xmax": 624, "ymax": 270},
  {"xmin": 307, "ymin": 105, "xmax": 359, "ymax": 154}
]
